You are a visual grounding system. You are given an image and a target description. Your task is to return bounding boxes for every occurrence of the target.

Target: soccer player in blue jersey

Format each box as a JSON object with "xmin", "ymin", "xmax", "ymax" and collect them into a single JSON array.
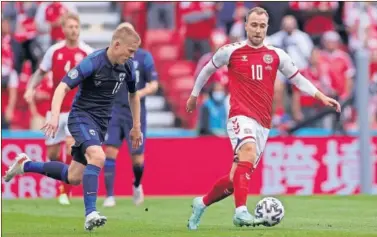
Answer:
[
  {"xmin": 102, "ymin": 23, "xmax": 159, "ymax": 207},
  {"xmin": 3, "ymin": 25, "xmax": 143, "ymax": 231}
]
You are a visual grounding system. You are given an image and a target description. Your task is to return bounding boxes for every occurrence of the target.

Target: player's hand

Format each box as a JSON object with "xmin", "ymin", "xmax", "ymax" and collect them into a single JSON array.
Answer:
[
  {"xmin": 24, "ymin": 89, "xmax": 35, "ymax": 104},
  {"xmin": 319, "ymin": 95, "xmax": 341, "ymax": 113},
  {"xmin": 186, "ymin": 95, "xmax": 198, "ymax": 113},
  {"xmin": 41, "ymin": 114, "xmax": 59, "ymax": 138},
  {"xmin": 5, "ymin": 107, "xmax": 14, "ymax": 122},
  {"xmin": 130, "ymin": 127, "xmax": 143, "ymax": 149}
]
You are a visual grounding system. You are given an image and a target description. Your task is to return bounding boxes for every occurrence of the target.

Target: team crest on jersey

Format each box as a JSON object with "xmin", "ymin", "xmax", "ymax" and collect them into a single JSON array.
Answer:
[
  {"xmin": 119, "ymin": 73, "xmax": 126, "ymax": 82},
  {"xmin": 263, "ymin": 54, "xmax": 273, "ymax": 64},
  {"xmin": 68, "ymin": 68, "xmax": 78, "ymax": 79},
  {"xmin": 133, "ymin": 61, "xmax": 139, "ymax": 69},
  {"xmin": 75, "ymin": 53, "xmax": 84, "ymax": 63}
]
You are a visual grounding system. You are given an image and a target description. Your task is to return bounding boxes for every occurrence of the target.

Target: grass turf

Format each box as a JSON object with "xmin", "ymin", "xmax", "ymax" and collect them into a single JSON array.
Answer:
[{"xmin": 2, "ymin": 196, "xmax": 377, "ymax": 237}]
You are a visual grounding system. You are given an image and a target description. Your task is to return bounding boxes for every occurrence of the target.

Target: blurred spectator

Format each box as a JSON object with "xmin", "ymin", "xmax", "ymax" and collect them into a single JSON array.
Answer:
[
  {"xmin": 44, "ymin": 2, "xmax": 77, "ymax": 45},
  {"xmin": 369, "ymin": 50, "xmax": 377, "ymax": 128},
  {"xmin": 217, "ymin": 2, "xmax": 256, "ymax": 35},
  {"xmin": 147, "ymin": 2, "xmax": 175, "ymax": 29},
  {"xmin": 3, "ymin": 2, "xmax": 42, "ymax": 74},
  {"xmin": 267, "ymin": 15, "xmax": 313, "ymax": 71},
  {"xmin": 1, "ymin": 18, "xmax": 19, "ymax": 129},
  {"xmin": 344, "ymin": 2, "xmax": 377, "ymax": 51},
  {"xmin": 320, "ymin": 31, "xmax": 354, "ymax": 101},
  {"xmin": 258, "ymin": 2, "xmax": 290, "ymax": 35},
  {"xmin": 291, "ymin": 48, "xmax": 326, "ymax": 126},
  {"xmin": 194, "ymin": 30, "xmax": 229, "ymax": 94},
  {"xmin": 198, "ymin": 82, "xmax": 228, "ymax": 136},
  {"xmin": 229, "ymin": 5, "xmax": 247, "ymax": 42},
  {"xmin": 180, "ymin": 2, "xmax": 216, "ymax": 61}
]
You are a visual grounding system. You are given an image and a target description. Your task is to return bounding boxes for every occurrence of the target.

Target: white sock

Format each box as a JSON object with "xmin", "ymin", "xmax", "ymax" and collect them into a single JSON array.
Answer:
[{"xmin": 235, "ymin": 205, "xmax": 248, "ymax": 215}]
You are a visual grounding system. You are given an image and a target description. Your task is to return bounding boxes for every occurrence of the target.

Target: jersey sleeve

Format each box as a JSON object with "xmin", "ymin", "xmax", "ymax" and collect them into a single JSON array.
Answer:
[
  {"xmin": 62, "ymin": 57, "xmax": 94, "ymax": 89},
  {"xmin": 39, "ymin": 46, "xmax": 55, "ymax": 72},
  {"xmin": 126, "ymin": 60, "xmax": 137, "ymax": 93},
  {"xmin": 144, "ymin": 52, "xmax": 158, "ymax": 82},
  {"xmin": 211, "ymin": 45, "xmax": 232, "ymax": 68},
  {"xmin": 276, "ymin": 48, "xmax": 299, "ymax": 79}
]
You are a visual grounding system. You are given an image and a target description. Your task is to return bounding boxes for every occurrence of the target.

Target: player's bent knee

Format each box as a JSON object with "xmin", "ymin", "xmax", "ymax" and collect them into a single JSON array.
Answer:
[
  {"xmin": 131, "ymin": 154, "xmax": 144, "ymax": 165},
  {"xmin": 105, "ymin": 146, "xmax": 119, "ymax": 159},
  {"xmin": 238, "ymin": 142, "xmax": 257, "ymax": 164},
  {"xmin": 86, "ymin": 146, "xmax": 106, "ymax": 167}
]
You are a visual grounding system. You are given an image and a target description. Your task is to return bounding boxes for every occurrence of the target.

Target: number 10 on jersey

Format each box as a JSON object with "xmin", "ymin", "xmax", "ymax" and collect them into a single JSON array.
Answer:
[{"xmin": 251, "ymin": 64, "xmax": 263, "ymax": 80}]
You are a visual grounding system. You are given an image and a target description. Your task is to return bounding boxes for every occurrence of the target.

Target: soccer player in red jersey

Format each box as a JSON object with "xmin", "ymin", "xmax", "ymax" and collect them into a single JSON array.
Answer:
[
  {"xmin": 186, "ymin": 7, "xmax": 341, "ymax": 229},
  {"xmin": 24, "ymin": 13, "xmax": 93, "ymax": 205}
]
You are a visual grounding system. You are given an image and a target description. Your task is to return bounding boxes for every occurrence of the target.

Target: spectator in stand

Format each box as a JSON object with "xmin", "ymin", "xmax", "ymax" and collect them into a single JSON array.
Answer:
[
  {"xmin": 147, "ymin": 2, "xmax": 175, "ymax": 29},
  {"xmin": 229, "ymin": 5, "xmax": 247, "ymax": 42},
  {"xmin": 3, "ymin": 2, "xmax": 41, "ymax": 74},
  {"xmin": 291, "ymin": 48, "xmax": 328, "ymax": 127},
  {"xmin": 1, "ymin": 19, "xmax": 19, "ymax": 130},
  {"xmin": 217, "ymin": 2, "xmax": 256, "ymax": 35},
  {"xmin": 344, "ymin": 2, "xmax": 377, "ymax": 52},
  {"xmin": 198, "ymin": 82, "xmax": 228, "ymax": 136},
  {"xmin": 369, "ymin": 50, "xmax": 377, "ymax": 129},
  {"xmin": 267, "ymin": 15, "xmax": 313, "ymax": 71},
  {"xmin": 194, "ymin": 31, "xmax": 229, "ymax": 93},
  {"xmin": 45, "ymin": 2, "xmax": 76, "ymax": 45},
  {"xmin": 180, "ymin": 2, "xmax": 216, "ymax": 61}
]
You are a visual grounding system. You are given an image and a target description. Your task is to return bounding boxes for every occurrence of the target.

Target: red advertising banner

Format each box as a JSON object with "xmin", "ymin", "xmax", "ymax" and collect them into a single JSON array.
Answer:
[{"xmin": 2, "ymin": 137, "xmax": 377, "ymax": 198}]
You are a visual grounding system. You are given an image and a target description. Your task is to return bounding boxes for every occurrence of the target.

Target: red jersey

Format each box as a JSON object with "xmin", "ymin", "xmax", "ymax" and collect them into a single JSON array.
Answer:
[
  {"xmin": 211, "ymin": 41, "xmax": 299, "ymax": 128},
  {"xmin": 39, "ymin": 41, "xmax": 93, "ymax": 113},
  {"xmin": 320, "ymin": 49, "xmax": 355, "ymax": 96},
  {"xmin": 45, "ymin": 2, "xmax": 68, "ymax": 41},
  {"xmin": 180, "ymin": 2, "xmax": 216, "ymax": 39}
]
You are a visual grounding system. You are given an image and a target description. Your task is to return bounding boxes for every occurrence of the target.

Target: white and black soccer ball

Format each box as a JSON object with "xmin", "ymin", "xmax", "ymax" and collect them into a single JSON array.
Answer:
[{"xmin": 254, "ymin": 197, "xmax": 285, "ymax": 227}]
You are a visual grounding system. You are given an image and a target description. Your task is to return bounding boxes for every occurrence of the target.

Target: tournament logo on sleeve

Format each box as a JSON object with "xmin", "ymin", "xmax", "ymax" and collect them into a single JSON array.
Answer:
[{"xmin": 68, "ymin": 68, "xmax": 79, "ymax": 80}]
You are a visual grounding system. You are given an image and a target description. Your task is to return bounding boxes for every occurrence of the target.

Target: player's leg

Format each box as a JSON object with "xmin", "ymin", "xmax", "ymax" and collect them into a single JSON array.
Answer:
[
  {"xmin": 103, "ymin": 120, "xmax": 124, "ymax": 207},
  {"xmin": 231, "ymin": 117, "xmax": 267, "ymax": 227},
  {"xmin": 58, "ymin": 136, "xmax": 75, "ymax": 205},
  {"xmin": 128, "ymin": 121, "xmax": 146, "ymax": 205}
]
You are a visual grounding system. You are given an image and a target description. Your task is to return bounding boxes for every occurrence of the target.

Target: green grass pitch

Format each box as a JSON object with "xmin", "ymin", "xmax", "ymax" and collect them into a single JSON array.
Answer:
[{"xmin": 2, "ymin": 196, "xmax": 377, "ymax": 237}]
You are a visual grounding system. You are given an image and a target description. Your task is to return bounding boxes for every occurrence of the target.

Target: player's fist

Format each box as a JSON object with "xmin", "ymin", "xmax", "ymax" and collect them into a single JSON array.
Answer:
[
  {"xmin": 24, "ymin": 89, "xmax": 35, "ymax": 104},
  {"xmin": 130, "ymin": 127, "xmax": 143, "ymax": 149},
  {"xmin": 186, "ymin": 95, "xmax": 198, "ymax": 113},
  {"xmin": 41, "ymin": 114, "xmax": 59, "ymax": 138}
]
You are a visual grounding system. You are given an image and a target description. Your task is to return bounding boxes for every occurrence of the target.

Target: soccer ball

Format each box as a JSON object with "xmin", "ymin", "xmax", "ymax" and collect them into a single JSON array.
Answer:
[{"xmin": 254, "ymin": 197, "xmax": 285, "ymax": 227}]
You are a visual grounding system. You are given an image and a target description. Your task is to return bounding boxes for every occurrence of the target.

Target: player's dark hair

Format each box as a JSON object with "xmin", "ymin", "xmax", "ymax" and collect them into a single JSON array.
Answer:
[
  {"xmin": 61, "ymin": 12, "xmax": 80, "ymax": 26},
  {"xmin": 245, "ymin": 7, "xmax": 269, "ymax": 22}
]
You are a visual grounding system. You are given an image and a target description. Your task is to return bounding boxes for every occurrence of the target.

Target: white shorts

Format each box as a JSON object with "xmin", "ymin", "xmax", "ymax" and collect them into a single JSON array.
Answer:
[
  {"xmin": 227, "ymin": 115, "xmax": 270, "ymax": 167},
  {"xmin": 45, "ymin": 111, "xmax": 72, "ymax": 146}
]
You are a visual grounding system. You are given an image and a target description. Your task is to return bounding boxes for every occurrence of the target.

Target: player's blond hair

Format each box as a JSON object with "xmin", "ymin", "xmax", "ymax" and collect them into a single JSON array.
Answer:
[
  {"xmin": 61, "ymin": 12, "xmax": 80, "ymax": 26},
  {"xmin": 112, "ymin": 24, "xmax": 141, "ymax": 45},
  {"xmin": 116, "ymin": 22, "xmax": 135, "ymax": 31},
  {"xmin": 245, "ymin": 7, "xmax": 269, "ymax": 22}
]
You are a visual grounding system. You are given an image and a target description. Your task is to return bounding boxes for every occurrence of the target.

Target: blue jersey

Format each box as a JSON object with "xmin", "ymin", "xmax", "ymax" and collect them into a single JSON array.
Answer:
[
  {"xmin": 62, "ymin": 48, "xmax": 136, "ymax": 130},
  {"xmin": 112, "ymin": 48, "xmax": 158, "ymax": 119}
]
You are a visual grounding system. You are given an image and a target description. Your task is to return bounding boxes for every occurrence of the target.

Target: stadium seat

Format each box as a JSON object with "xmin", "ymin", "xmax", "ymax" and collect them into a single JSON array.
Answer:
[
  {"xmin": 149, "ymin": 44, "xmax": 180, "ymax": 62},
  {"xmin": 145, "ymin": 29, "xmax": 176, "ymax": 49}
]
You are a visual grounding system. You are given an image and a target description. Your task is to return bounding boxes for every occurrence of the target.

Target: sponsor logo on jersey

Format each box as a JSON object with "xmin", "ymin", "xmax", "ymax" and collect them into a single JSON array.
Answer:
[
  {"xmin": 263, "ymin": 54, "xmax": 273, "ymax": 64},
  {"xmin": 241, "ymin": 55, "xmax": 248, "ymax": 61},
  {"xmin": 119, "ymin": 73, "xmax": 126, "ymax": 82},
  {"xmin": 68, "ymin": 68, "xmax": 78, "ymax": 79}
]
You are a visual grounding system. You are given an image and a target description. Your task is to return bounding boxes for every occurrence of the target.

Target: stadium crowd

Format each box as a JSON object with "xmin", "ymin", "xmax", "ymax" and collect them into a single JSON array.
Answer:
[{"xmin": 2, "ymin": 1, "xmax": 377, "ymax": 134}]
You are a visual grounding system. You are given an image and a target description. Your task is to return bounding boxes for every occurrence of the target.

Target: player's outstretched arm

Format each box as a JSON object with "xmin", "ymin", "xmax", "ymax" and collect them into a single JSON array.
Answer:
[
  {"xmin": 24, "ymin": 69, "xmax": 48, "ymax": 103},
  {"xmin": 42, "ymin": 82, "xmax": 71, "ymax": 138},
  {"xmin": 187, "ymin": 45, "xmax": 230, "ymax": 113}
]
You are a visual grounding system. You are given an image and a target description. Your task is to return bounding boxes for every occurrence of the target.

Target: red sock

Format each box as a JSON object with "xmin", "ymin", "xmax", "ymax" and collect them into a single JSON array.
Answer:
[
  {"xmin": 233, "ymin": 161, "xmax": 253, "ymax": 208},
  {"xmin": 203, "ymin": 175, "xmax": 234, "ymax": 206}
]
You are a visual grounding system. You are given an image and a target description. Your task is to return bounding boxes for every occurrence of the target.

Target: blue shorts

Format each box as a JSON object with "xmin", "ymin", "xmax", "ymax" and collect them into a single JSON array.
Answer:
[
  {"xmin": 68, "ymin": 112, "xmax": 106, "ymax": 165},
  {"xmin": 104, "ymin": 116, "xmax": 146, "ymax": 155}
]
